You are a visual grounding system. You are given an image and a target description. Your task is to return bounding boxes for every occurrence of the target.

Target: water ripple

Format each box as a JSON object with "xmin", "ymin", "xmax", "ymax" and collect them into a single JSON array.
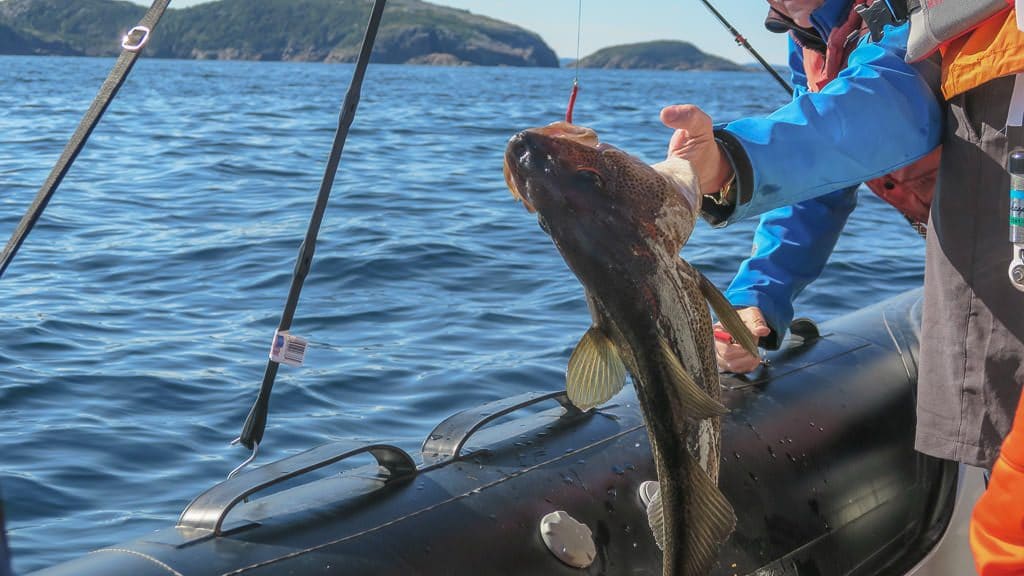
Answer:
[{"xmin": 0, "ymin": 55, "xmax": 923, "ymax": 573}]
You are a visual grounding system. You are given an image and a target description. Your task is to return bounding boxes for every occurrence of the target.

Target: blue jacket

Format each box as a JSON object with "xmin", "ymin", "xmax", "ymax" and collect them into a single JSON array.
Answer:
[{"xmin": 714, "ymin": 0, "xmax": 942, "ymax": 347}]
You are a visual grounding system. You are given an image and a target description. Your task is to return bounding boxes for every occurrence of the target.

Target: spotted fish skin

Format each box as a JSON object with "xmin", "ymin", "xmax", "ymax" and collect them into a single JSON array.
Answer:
[{"xmin": 504, "ymin": 122, "xmax": 744, "ymax": 576}]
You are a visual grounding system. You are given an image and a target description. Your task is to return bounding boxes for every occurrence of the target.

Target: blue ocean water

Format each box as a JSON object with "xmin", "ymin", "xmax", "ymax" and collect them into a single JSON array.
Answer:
[{"xmin": 0, "ymin": 55, "xmax": 924, "ymax": 572}]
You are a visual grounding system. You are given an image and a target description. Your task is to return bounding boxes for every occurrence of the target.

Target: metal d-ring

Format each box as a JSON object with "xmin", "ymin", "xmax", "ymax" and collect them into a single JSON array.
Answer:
[{"xmin": 227, "ymin": 437, "xmax": 259, "ymax": 480}]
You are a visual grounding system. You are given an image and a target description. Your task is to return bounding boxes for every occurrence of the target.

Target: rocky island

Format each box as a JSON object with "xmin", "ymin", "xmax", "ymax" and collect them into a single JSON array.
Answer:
[
  {"xmin": 574, "ymin": 40, "xmax": 745, "ymax": 71},
  {"xmin": 0, "ymin": 0, "xmax": 559, "ymax": 66}
]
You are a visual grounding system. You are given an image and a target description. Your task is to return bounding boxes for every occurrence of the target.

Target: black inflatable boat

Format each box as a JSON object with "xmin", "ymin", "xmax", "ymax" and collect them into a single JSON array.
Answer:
[{"xmin": 24, "ymin": 289, "xmax": 983, "ymax": 575}]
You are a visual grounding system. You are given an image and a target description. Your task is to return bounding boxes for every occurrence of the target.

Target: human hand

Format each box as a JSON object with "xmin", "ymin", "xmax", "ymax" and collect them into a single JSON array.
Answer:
[
  {"xmin": 660, "ymin": 104, "xmax": 733, "ymax": 196},
  {"xmin": 715, "ymin": 306, "xmax": 771, "ymax": 373}
]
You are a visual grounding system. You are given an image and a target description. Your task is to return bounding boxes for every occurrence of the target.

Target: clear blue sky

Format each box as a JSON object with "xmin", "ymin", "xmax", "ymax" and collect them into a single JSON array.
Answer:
[{"xmin": 129, "ymin": 0, "xmax": 789, "ymax": 65}]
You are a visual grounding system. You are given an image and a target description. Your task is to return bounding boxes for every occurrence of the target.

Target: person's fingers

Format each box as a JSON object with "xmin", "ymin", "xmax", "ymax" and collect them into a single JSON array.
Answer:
[
  {"xmin": 666, "ymin": 128, "xmax": 689, "ymax": 158},
  {"xmin": 719, "ymin": 352, "xmax": 759, "ymax": 373},
  {"xmin": 715, "ymin": 309, "xmax": 768, "ymax": 373},
  {"xmin": 720, "ymin": 346, "xmax": 755, "ymax": 363},
  {"xmin": 660, "ymin": 104, "xmax": 710, "ymax": 132},
  {"xmin": 660, "ymin": 105, "xmax": 728, "ymax": 193},
  {"xmin": 738, "ymin": 308, "xmax": 772, "ymax": 337},
  {"xmin": 661, "ymin": 105, "xmax": 712, "ymax": 161},
  {"xmin": 715, "ymin": 340, "xmax": 760, "ymax": 373},
  {"xmin": 724, "ymin": 356, "xmax": 761, "ymax": 373}
]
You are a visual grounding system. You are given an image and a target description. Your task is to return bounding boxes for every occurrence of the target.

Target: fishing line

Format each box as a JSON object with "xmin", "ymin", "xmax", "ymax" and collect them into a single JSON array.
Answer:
[{"xmin": 565, "ymin": 0, "xmax": 582, "ymax": 123}]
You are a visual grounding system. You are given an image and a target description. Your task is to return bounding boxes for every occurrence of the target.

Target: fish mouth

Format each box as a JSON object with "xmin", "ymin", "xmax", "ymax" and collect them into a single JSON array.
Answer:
[
  {"xmin": 503, "ymin": 122, "xmax": 601, "ymax": 214},
  {"xmin": 503, "ymin": 134, "xmax": 537, "ymax": 212}
]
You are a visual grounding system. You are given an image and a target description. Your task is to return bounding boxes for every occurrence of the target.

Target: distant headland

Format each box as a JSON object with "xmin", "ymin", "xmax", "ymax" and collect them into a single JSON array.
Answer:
[
  {"xmin": 0, "ymin": 1, "xmax": 749, "ymax": 71},
  {"xmin": 0, "ymin": 0, "xmax": 559, "ymax": 66},
  {"xmin": 572, "ymin": 40, "xmax": 746, "ymax": 71}
]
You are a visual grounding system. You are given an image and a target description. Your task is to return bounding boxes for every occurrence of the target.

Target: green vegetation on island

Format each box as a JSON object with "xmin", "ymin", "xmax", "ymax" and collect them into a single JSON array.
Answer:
[
  {"xmin": 574, "ymin": 40, "xmax": 745, "ymax": 71},
  {"xmin": 0, "ymin": 0, "xmax": 559, "ymax": 66}
]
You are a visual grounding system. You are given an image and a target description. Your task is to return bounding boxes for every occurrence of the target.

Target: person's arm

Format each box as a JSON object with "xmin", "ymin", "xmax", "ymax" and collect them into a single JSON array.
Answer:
[
  {"xmin": 713, "ymin": 42, "xmax": 855, "ymax": 374},
  {"xmin": 672, "ymin": 22, "xmax": 941, "ymax": 225},
  {"xmin": 724, "ymin": 186, "xmax": 858, "ymax": 348}
]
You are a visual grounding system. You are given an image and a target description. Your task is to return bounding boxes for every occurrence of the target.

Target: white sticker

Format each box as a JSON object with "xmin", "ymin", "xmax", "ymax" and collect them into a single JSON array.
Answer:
[
  {"xmin": 269, "ymin": 330, "xmax": 308, "ymax": 367},
  {"xmin": 1017, "ymin": 0, "xmax": 1024, "ymax": 32}
]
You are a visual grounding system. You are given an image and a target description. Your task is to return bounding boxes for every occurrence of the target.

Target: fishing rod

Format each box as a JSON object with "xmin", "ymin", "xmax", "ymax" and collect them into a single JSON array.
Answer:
[
  {"xmin": 697, "ymin": 0, "xmax": 792, "ymax": 94},
  {"xmin": 0, "ymin": 0, "xmax": 171, "ymax": 280},
  {"xmin": 233, "ymin": 0, "xmax": 389, "ymax": 467}
]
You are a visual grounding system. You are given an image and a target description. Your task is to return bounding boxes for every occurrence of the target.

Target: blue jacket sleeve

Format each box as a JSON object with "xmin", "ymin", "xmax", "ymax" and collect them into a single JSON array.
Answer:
[
  {"xmin": 722, "ymin": 36, "xmax": 856, "ymax": 348},
  {"xmin": 701, "ymin": 22, "xmax": 941, "ymax": 226},
  {"xmin": 788, "ymin": 38, "xmax": 809, "ymax": 98},
  {"xmin": 725, "ymin": 186, "xmax": 858, "ymax": 348}
]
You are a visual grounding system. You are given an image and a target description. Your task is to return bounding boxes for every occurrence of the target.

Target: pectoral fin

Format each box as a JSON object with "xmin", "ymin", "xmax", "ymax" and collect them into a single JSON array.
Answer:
[
  {"xmin": 659, "ymin": 338, "xmax": 727, "ymax": 419},
  {"xmin": 646, "ymin": 482, "xmax": 667, "ymax": 551},
  {"xmin": 697, "ymin": 270, "xmax": 759, "ymax": 358},
  {"xmin": 645, "ymin": 452, "xmax": 736, "ymax": 573},
  {"xmin": 566, "ymin": 326, "xmax": 627, "ymax": 411}
]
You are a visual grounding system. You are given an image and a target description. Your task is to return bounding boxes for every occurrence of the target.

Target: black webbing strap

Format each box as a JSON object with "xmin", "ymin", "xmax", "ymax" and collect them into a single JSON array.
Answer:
[
  {"xmin": 0, "ymin": 0, "xmax": 172, "ymax": 280},
  {"xmin": 236, "ymin": 0, "xmax": 389, "ymax": 451}
]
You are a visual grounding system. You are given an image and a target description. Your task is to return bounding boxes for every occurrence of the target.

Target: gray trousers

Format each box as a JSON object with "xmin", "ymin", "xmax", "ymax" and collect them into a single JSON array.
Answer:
[{"xmin": 917, "ymin": 74, "xmax": 1024, "ymax": 469}]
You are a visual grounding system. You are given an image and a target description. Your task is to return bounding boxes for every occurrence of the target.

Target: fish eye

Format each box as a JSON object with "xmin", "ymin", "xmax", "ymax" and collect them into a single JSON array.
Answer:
[{"xmin": 576, "ymin": 168, "xmax": 604, "ymax": 189}]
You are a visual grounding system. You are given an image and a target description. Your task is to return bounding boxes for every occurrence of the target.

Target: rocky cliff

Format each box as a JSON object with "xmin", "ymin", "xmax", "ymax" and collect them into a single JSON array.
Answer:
[{"xmin": 0, "ymin": 0, "xmax": 559, "ymax": 66}]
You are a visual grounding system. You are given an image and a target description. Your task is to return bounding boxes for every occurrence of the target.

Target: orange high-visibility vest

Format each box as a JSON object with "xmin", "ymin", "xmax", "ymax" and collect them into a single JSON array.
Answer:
[
  {"xmin": 941, "ymin": 3, "xmax": 1024, "ymax": 98},
  {"xmin": 971, "ymin": 387, "xmax": 1024, "ymax": 575}
]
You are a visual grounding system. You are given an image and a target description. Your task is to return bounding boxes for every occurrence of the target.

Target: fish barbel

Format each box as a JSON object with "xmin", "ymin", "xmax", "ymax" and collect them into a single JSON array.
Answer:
[{"xmin": 503, "ymin": 122, "xmax": 756, "ymax": 576}]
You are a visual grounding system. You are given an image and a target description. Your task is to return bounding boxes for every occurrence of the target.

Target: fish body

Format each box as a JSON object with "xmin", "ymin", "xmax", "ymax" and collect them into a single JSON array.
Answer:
[{"xmin": 504, "ymin": 122, "xmax": 752, "ymax": 576}]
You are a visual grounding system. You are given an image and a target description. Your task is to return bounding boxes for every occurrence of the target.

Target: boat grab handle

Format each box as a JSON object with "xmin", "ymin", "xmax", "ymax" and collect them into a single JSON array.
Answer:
[
  {"xmin": 421, "ymin": 390, "xmax": 584, "ymax": 465},
  {"xmin": 178, "ymin": 441, "xmax": 416, "ymax": 535}
]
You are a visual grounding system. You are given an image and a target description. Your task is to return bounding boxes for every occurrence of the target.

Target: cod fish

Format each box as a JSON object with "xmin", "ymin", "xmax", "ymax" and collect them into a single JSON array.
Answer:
[{"xmin": 503, "ymin": 122, "xmax": 757, "ymax": 576}]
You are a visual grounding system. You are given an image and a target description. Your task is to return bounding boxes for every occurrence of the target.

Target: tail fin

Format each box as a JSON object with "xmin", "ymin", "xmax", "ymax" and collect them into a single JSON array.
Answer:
[{"xmin": 0, "ymin": 485, "xmax": 13, "ymax": 576}]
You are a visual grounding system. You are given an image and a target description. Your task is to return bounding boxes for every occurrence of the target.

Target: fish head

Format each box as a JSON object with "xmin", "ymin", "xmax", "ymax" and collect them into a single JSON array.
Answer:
[{"xmin": 503, "ymin": 122, "xmax": 698, "ymax": 279}]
